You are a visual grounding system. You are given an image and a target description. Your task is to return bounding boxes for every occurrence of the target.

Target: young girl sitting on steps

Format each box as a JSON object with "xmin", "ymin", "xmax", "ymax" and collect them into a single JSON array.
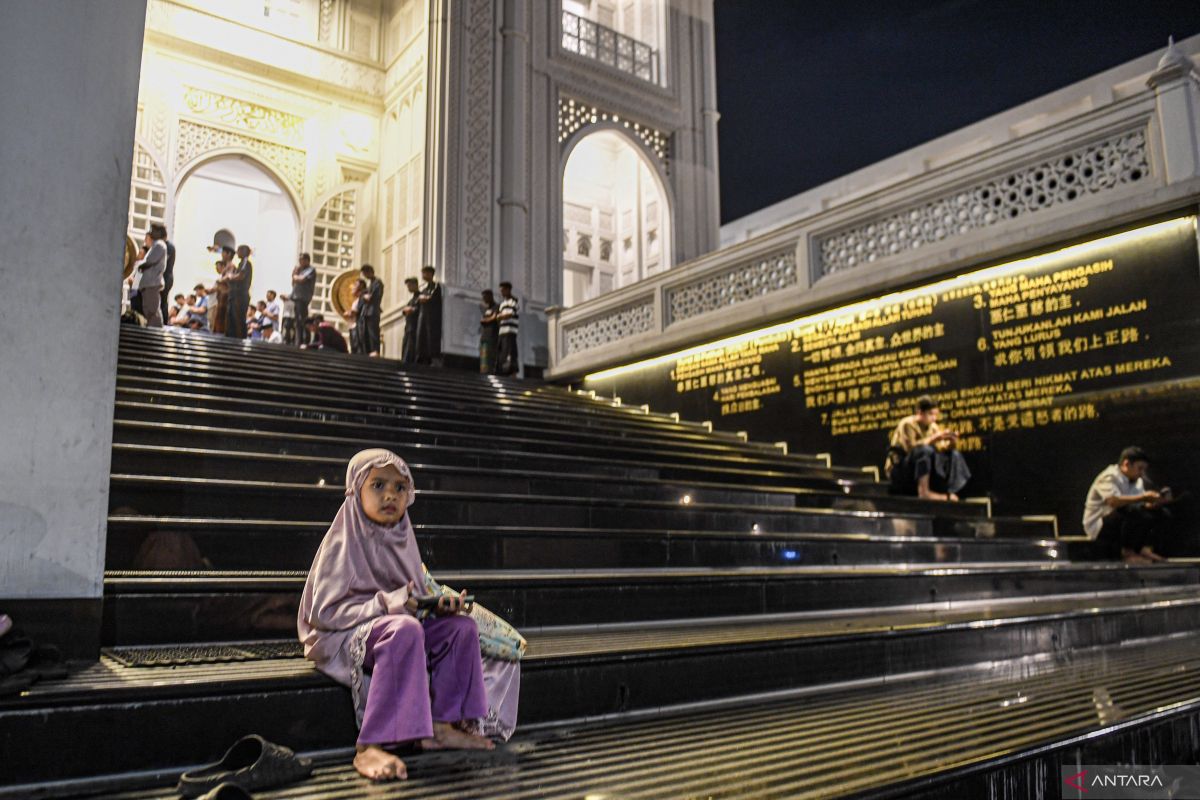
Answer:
[{"xmin": 298, "ymin": 449, "xmax": 520, "ymax": 781}]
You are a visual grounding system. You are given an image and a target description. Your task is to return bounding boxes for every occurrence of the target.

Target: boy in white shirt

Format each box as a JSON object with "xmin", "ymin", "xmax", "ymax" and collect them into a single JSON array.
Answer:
[{"xmin": 1083, "ymin": 446, "xmax": 1171, "ymax": 563}]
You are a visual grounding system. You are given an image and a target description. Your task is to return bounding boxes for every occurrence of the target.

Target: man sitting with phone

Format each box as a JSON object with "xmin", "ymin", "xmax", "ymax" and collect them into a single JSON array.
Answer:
[
  {"xmin": 885, "ymin": 395, "xmax": 971, "ymax": 501},
  {"xmin": 1083, "ymin": 446, "xmax": 1175, "ymax": 563}
]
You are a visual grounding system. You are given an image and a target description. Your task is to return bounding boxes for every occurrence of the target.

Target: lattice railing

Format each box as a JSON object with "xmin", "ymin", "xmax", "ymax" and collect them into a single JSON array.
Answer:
[
  {"xmin": 562, "ymin": 297, "xmax": 655, "ymax": 356},
  {"xmin": 815, "ymin": 128, "xmax": 1150, "ymax": 276},
  {"xmin": 561, "ymin": 10, "xmax": 658, "ymax": 84}
]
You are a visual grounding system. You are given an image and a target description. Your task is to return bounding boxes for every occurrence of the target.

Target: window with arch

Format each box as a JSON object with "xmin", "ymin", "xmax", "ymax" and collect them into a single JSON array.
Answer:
[
  {"xmin": 309, "ymin": 187, "xmax": 358, "ymax": 317},
  {"xmin": 128, "ymin": 142, "xmax": 167, "ymax": 237},
  {"xmin": 562, "ymin": 130, "xmax": 671, "ymax": 307}
]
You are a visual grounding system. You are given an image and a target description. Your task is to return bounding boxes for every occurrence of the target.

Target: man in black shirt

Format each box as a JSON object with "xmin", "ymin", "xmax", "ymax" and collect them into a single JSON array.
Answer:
[
  {"xmin": 358, "ymin": 264, "xmax": 384, "ymax": 357},
  {"xmin": 291, "ymin": 252, "xmax": 316, "ymax": 346},
  {"xmin": 152, "ymin": 223, "xmax": 175, "ymax": 326},
  {"xmin": 223, "ymin": 244, "xmax": 253, "ymax": 339},
  {"xmin": 400, "ymin": 277, "xmax": 420, "ymax": 364},
  {"xmin": 416, "ymin": 265, "xmax": 443, "ymax": 365},
  {"xmin": 479, "ymin": 289, "xmax": 499, "ymax": 374}
]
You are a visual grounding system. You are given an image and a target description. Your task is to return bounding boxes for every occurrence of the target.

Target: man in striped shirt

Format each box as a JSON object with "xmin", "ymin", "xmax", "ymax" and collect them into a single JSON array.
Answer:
[{"xmin": 496, "ymin": 282, "xmax": 520, "ymax": 376}]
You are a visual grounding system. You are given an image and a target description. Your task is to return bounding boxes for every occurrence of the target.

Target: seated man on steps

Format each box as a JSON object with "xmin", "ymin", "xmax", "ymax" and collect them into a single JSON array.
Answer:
[
  {"xmin": 304, "ymin": 313, "xmax": 349, "ymax": 353},
  {"xmin": 1084, "ymin": 446, "xmax": 1173, "ymax": 563},
  {"xmin": 885, "ymin": 395, "xmax": 971, "ymax": 502}
]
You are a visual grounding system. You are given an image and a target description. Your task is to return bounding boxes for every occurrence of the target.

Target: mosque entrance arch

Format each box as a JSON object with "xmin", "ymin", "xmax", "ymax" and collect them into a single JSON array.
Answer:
[
  {"xmin": 171, "ymin": 153, "xmax": 301, "ymax": 304},
  {"xmin": 561, "ymin": 128, "xmax": 672, "ymax": 308}
]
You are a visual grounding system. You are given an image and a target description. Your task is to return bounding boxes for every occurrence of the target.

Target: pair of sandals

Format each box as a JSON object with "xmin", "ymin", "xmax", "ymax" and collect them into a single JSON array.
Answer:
[
  {"xmin": 177, "ymin": 735, "xmax": 313, "ymax": 798},
  {"xmin": 0, "ymin": 616, "xmax": 67, "ymax": 696}
]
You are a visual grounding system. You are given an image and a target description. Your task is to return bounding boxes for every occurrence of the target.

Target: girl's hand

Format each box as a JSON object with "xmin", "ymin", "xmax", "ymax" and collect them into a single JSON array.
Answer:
[
  {"xmin": 435, "ymin": 590, "xmax": 470, "ymax": 616},
  {"xmin": 402, "ymin": 581, "xmax": 419, "ymax": 613}
]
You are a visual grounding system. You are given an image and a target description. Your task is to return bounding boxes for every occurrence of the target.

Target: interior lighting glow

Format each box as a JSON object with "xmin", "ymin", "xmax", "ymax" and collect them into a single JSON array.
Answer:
[
  {"xmin": 680, "ymin": 494, "xmax": 692, "ymax": 505},
  {"xmin": 583, "ymin": 217, "xmax": 1197, "ymax": 384}
]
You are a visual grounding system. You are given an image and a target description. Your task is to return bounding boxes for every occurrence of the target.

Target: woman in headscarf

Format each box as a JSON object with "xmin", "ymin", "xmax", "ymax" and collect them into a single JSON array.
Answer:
[{"xmin": 297, "ymin": 449, "xmax": 520, "ymax": 781}]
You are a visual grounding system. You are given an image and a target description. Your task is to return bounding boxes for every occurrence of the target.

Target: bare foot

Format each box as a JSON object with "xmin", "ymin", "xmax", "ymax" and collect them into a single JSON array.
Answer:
[
  {"xmin": 421, "ymin": 722, "xmax": 495, "ymax": 751},
  {"xmin": 354, "ymin": 745, "xmax": 407, "ymax": 781},
  {"xmin": 1141, "ymin": 547, "xmax": 1168, "ymax": 563},
  {"xmin": 1121, "ymin": 549, "xmax": 1152, "ymax": 565}
]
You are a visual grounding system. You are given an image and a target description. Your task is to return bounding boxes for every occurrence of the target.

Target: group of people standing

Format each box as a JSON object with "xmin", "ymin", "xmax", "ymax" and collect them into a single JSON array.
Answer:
[
  {"xmin": 125, "ymin": 224, "xmax": 175, "ymax": 328},
  {"xmin": 127, "ymin": 226, "xmax": 522, "ymax": 375},
  {"xmin": 476, "ymin": 283, "xmax": 520, "ymax": 376},
  {"xmin": 397, "ymin": 267, "xmax": 521, "ymax": 377}
]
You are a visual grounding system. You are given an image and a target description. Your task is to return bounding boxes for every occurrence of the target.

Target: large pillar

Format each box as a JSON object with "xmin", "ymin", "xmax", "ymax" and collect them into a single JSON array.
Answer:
[
  {"xmin": 498, "ymin": 0, "xmax": 530, "ymax": 372},
  {"xmin": 1147, "ymin": 39, "xmax": 1200, "ymax": 185},
  {"xmin": 0, "ymin": 0, "xmax": 147, "ymax": 658}
]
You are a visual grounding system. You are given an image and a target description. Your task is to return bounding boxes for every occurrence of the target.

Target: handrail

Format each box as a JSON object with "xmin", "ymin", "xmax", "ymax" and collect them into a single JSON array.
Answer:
[{"xmin": 561, "ymin": 9, "xmax": 659, "ymax": 85}]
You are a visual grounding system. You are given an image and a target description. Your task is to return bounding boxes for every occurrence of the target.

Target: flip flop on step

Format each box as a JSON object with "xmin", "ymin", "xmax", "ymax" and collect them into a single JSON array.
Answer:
[
  {"xmin": 0, "ymin": 635, "xmax": 32, "ymax": 677},
  {"xmin": 26, "ymin": 644, "xmax": 67, "ymax": 681},
  {"xmin": 197, "ymin": 783, "xmax": 254, "ymax": 800},
  {"xmin": 0, "ymin": 671, "xmax": 36, "ymax": 697},
  {"xmin": 177, "ymin": 735, "xmax": 313, "ymax": 798}
]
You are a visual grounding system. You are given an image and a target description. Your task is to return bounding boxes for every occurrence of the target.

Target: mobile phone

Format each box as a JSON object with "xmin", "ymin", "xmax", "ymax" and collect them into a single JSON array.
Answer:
[{"xmin": 414, "ymin": 593, "xmax": 475, "ymax": 611}]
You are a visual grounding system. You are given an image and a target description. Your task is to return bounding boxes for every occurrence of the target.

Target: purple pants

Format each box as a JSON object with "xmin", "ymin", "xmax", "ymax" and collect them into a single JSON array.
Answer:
[{"xmin": 357, "ymin": 614, "xmax": 489, "ymax": 746}]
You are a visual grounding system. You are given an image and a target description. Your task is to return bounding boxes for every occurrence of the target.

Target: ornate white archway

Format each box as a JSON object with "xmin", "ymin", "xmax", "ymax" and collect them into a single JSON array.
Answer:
[
  {"xmin": 171, "ymin": 153, "xmax": 302, "ymax": 303},
  {"xmin": 560, "ymin": 126, "xmax": 674, "ymax": 307}
]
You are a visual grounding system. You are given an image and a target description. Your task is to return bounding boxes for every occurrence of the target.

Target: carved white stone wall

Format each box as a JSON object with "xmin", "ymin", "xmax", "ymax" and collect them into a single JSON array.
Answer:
[
  {"xmin": 563, "ymin": 297, "xmax": 655, "ymax": 355},
  {"xmin": 666, "ymin": 248, "xmax": 797, "ymax": 325},
  {"xmin": 128, "ymin": 141, "xmax": 168, "ymax": 237},
  {"xmin": 309, "ymin": 185, "xmax": 360, "ymax": 318},
  {"xmin": 559, "ymin": 96, "xmax": 670, "ymax": 166},
  {"xmin": 816, "ymin": 128, "xmax": 1150, "ymax": 277},
  {"xmin": 176, "ymin": 120, "xmax": 307, "ymax": 196},
  {"xmin": 459, "ymin": 0, "xmax": 495, "ymax": 291},
  {"xmin": 319, "ymin": 0, "xmax": 337, "ymax": 44},
  {"xmin": 182, "ymin": 87, "xmax": 305, "ymax": 147}
]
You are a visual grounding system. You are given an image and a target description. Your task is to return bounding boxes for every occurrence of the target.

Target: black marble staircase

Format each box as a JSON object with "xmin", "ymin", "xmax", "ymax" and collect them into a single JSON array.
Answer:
[{"xmin": 3, "ymin": 326, "xmax": 1199, "ymax": 799}]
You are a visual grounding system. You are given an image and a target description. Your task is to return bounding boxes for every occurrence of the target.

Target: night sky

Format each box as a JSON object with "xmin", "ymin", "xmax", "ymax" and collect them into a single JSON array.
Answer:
[{"xmin": 713, "ymin": 0, "xmax": 1200, "ymax": 225}]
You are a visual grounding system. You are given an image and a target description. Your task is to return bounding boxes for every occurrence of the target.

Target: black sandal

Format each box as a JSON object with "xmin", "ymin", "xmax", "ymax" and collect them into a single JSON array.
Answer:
[
  {"xmin": 177, "ymin": 735, "xmax": 313, "ymax": 798},
  {"xmin": 27, "ymin": 644, "xmax": 67, "ymax": 681},
  {"xmin": 196, "ymin": 783, "xmax": 254, "ymax": 800}
]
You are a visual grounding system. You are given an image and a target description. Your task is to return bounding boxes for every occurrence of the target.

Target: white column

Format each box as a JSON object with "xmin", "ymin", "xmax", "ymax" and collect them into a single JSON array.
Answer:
[
  {"xmin": 499, "ymin": 0, "xmax": 530, "ymax": 371},
  {"xmin": 0, "ymin": 0, "xmax": 147, "ymax": 657},
  {"xmin": 1147, "ymin": 42, "xmax": 1200, "ymax": 185}
]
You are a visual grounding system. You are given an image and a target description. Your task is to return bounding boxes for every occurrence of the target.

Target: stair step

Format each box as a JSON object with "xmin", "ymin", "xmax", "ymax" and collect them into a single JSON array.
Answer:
[
  {"xmin": 113, "ymin": 400, "xmax": 822, "ymax": 475},
  {"xmin": 100, "ymin": 563, "xmax": 1199, "ymax": 645},
  {"xmin": 105, "ymin": 519, "xmax": 1067, "ymax": 572},
  {"xmin": 110, "ymin": 442, "xmax": 902, "ymax": 505},
  {"xmin": 114, "ymin": 373, "xmax": 754, "ymax": 447},
  {"xmin": 114, "ymin": 346, "xmax": 769, "ymax": 448},
  {"xmin": 107, "ymin": 469, "xmax": 989, "ymax": 525},
  {"xmin": 111, "ymin": 419, "xmax": 870, "ymax": 492},
  {"xmin": 102, "ymin": 632, "xmax": 1200, "ymax": 800},
  {"xmin": 8, "ymin": 588, "xmax": 1200, "ymax": 790}
]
